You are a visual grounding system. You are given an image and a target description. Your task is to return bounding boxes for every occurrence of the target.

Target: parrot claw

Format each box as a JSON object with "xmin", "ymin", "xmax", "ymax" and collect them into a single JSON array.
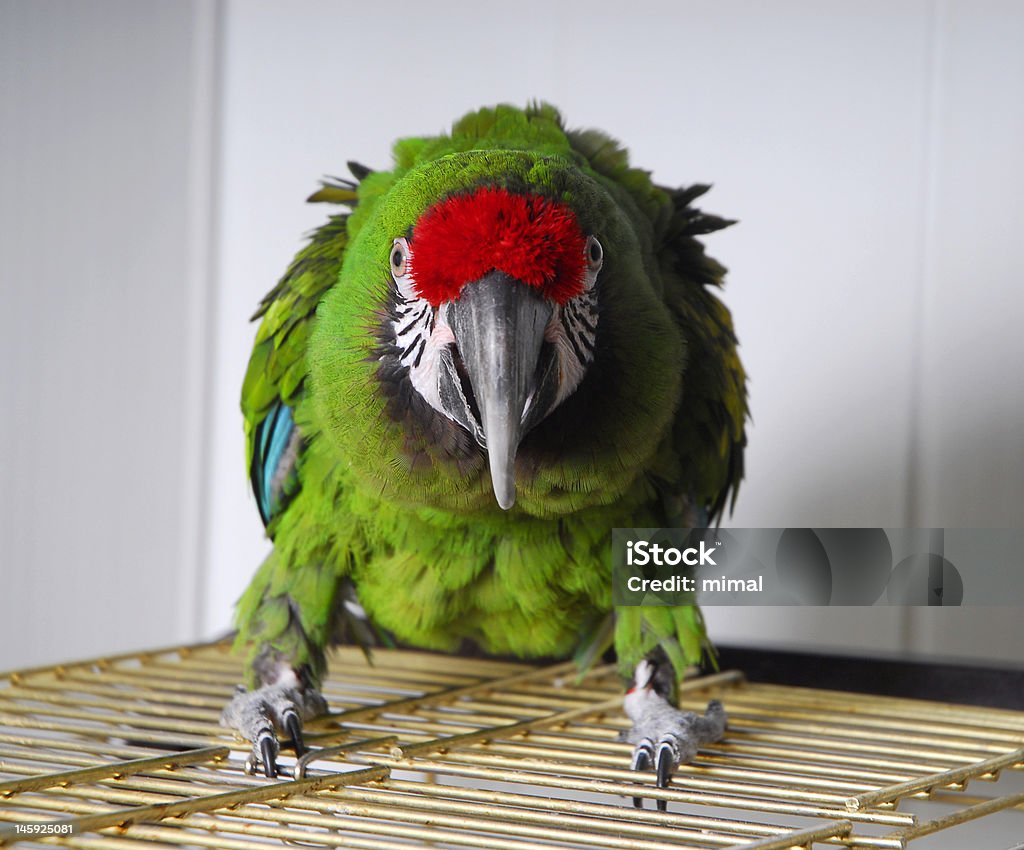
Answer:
[
  {"xmin": 630, "ymin": 740, "xmax": 653, "ymax": 807},
  {"xmin": 221, "ymin": 665, "xmax": 327, "ymax": 780},
  {"xmin": 623, "ymin": 659, "xmax": 728, "ymax": 811},
  {"xmin": 655, "ymin": 741, "xmax": 673, "ymax": 811},
  {"xmin": 258, "ymin": 734, "xmax": 278, "ymax": 778},
  {"xmin": 283, "ymin": 710, "xmax": 306, "ymax": 758}
]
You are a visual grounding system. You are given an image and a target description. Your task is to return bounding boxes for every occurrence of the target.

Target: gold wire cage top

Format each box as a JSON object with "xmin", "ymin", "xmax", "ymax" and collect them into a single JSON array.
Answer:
[{"xmin": 0, "ymin": 642, "xmax": 1022, "ymax": 849}]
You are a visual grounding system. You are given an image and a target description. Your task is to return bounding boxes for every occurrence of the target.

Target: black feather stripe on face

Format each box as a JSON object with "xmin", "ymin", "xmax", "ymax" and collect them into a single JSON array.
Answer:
[
  {"xmin": 559, "ymin": 290, "xmax": 599, "ymax": 380},
  {"xmin": 374, "ymin": 286, "xmax": 483, "ymax": 469}
]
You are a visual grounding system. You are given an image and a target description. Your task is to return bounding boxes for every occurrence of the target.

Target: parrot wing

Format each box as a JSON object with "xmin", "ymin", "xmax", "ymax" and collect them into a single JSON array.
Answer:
[
  {"xmin": 241, "ymin": 173, "xmax": 360, "ymax": 532},
  {"xmin": 564, "ymin": 124, "xmax": 746, "ymax": 523},
  {"xmin": 659, "ymin": 182, "xmax": 747, "ymax": 526}
]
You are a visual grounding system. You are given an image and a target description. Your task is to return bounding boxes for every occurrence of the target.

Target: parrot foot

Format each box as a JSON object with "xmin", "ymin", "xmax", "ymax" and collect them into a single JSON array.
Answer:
[
  {"xmin": 220, "ymin": 665, "xmax": 327, "ymax": 779},
  {"xmin": 621, "ymin": 658, "xmax": 727, "ymax": 811}
]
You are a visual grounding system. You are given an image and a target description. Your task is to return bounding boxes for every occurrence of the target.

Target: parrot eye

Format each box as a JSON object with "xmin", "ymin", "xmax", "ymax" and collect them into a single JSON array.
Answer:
[
  {"xmin": 586, "ymin": 236, "xmax": 603, "ymax": 271},
  {"xmin": 390, "ymin": 238, "xmax": 410, "ymax": 278}
]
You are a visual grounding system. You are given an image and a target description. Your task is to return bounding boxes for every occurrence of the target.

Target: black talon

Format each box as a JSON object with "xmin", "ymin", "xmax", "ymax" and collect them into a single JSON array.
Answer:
[
  {"xmin": 284, "ymin": 710, "xmax": 305, "ymax": 757},
  {"xmin": 655, "ymin": 743, "xmax": 673, "ymax": 811},
  {"xmin": 655, "ymin": 745, "xmax": 672, "ymax": 788},
  {"xmin": 631, "ymin": 746, "xmax": 651, "ymax": 808},
  {"xmin": 260, "ymin": 735, "xmax": 278, "ymax": 779}
]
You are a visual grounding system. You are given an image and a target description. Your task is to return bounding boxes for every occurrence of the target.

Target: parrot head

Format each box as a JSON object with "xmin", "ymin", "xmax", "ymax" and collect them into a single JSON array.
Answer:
[
  {"xmin": 383, "ymin": 183, "xmax": 602, "ymax": 510},
  {"xmin": 309, "ymin": 136, "xmax": 686, "ymax": 517}
]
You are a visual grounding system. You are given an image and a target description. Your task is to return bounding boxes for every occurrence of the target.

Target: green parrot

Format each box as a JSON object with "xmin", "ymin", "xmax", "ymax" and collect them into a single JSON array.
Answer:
[{"xmin": 222, "ymin": 103, "xmax": 746, "ymax": 805}]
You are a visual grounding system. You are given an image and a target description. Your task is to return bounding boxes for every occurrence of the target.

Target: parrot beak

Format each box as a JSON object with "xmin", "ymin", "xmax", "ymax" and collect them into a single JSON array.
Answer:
[{"xmin": 445, "ymin": 271, "xmax": 553, "ymax": 510}]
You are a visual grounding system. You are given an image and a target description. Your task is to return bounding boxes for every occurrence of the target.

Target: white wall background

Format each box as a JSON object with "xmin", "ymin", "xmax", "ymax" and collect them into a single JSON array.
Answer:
[
  {"xmin": 0, "ymin": 0, "xmax": 218, "ymax": 669},
  {"xmin": 1, "ymin": 0, "xmax": 1022, "ymax": 673}
]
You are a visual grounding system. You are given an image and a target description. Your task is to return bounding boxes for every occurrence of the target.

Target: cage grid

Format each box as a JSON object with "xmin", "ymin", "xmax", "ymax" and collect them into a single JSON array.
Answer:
[{"xmin": 0, "ymin": 641, "xmax": 1021, "ymax": 849}]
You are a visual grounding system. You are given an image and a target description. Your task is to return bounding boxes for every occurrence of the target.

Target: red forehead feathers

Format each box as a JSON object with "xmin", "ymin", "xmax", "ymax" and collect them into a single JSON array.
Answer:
[{"xmin": 407, "ymin": 187, "xmax": 586, "ymax": 307}]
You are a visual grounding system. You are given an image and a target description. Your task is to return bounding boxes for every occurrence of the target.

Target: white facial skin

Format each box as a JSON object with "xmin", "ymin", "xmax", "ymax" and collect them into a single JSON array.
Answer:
[{"xmin": 388, "ymin": 234, "xmax": 603, "ymax": 434}]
